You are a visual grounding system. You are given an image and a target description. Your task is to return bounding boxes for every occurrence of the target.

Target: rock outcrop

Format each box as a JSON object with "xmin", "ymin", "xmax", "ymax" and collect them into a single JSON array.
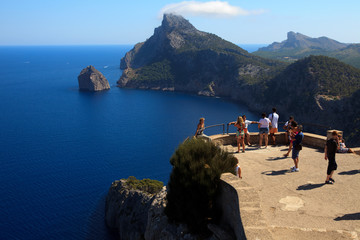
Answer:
[
  {"xmin": 78, "ymin": 65, "xmax": 110, "ymax": 91},
  {"xmin": 105, "ymin": 180, "xmax": 197, "ymax": 240}
]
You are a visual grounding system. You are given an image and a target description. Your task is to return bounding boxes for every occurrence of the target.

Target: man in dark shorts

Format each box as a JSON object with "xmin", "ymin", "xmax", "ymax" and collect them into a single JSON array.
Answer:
[{"xmin": 324, "ymin": 131, "xmax": 340, "ymax": 184}]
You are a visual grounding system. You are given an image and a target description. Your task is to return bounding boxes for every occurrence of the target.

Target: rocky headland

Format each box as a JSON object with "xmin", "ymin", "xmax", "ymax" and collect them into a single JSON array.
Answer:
[
  {"xmin": 117, "ymin": 14, "xmax": 360, "ymax": 146},
  {"xmin": 78, "ymin": 65, "xmax": 110, "ymax": 91}
]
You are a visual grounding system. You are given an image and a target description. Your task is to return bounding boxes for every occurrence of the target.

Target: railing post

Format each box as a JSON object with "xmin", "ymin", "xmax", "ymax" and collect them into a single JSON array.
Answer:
[{"xmin": 223, "ymin": 124, "xmax": 225, "ymax": 135}]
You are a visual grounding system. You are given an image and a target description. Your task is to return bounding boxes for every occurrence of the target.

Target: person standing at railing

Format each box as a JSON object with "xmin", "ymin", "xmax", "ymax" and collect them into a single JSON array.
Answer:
[
  {"xmin": 258, "ymin": 113, "xmax": 272, "ymax": 148},
  {"xmin": 229, "ymin": 116, "xmax": 246, "ymax": 153},
  {"xmin": 242, "ymin": 115, "xmax": 258, "ymax": 146},
  {"xmin": 268, "ymin": 108, "xmax": 279, "ymax": 145},
  {"xmin": 194, "ymin": 117, "xmax": 211, "ymax": 142}
]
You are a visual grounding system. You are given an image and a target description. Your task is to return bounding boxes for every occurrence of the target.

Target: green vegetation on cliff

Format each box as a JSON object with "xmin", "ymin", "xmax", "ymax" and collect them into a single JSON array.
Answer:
[
  {"xmin": 124, "ymin": 176, "xmax": 163, "ymax": 195},
  {"xmin": 165, "ymin": 138, "xmax": 237, "ymax": 234}
]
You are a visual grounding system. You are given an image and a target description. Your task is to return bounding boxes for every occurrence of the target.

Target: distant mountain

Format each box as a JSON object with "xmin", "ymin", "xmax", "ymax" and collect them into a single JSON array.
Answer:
[
  {"xmin": 118, "ymin": 15, "xmax": 360, "ymax": 146},
  {"xmin": 259, "ymin": 31, "xmax": 347, "ymax": 52},
  {"xmin": 254, "ymin": 32, "xmax": 360, "ymax": 69}
]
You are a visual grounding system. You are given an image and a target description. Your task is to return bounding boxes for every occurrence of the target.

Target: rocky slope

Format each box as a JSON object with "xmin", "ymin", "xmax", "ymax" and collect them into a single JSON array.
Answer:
[
  {"xmin": 117, "ymin": 14, "xmax": 360, "ymax": 146},
  {"xmin": 78, "ymin": 65, "xmax": 110, "ymax": 91}
]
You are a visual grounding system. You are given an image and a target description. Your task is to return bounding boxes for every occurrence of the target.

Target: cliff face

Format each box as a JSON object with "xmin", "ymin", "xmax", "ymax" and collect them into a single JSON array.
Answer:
[
  {"xmin": 105, "ymin": 180, "xmax": 197, "ymax": 240},
  {"xmin": 78, "ymin": 65, "xmax": 110, "ymax": 91}
]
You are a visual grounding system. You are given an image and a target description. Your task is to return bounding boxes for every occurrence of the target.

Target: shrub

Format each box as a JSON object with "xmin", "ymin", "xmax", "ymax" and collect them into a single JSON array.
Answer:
[
  {"xmin": 124, "ymin": 176, "xmax": 163, "ymax": 195},
  {"xmin": 165, "ymin": 138, "xmax": 238, "ymax": 234}
]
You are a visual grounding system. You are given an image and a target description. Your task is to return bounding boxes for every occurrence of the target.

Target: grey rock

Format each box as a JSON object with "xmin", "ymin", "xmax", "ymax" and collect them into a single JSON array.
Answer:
[
  {"xmin": 105, "ymin": 180, "xmax": 201, "ymax": 240},
  {"xmin": 105, "ymin": 180, "xmax": 155, "ymax": 240},
  {"xmin": 78, "ymin": 65, "xmax": 110, "ymax": 91}
]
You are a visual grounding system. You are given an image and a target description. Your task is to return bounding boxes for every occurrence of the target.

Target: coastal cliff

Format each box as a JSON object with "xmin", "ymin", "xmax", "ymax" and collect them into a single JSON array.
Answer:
[{"xmin": 117, "ymin": 14, "xmax": 360, "ymax": 146}]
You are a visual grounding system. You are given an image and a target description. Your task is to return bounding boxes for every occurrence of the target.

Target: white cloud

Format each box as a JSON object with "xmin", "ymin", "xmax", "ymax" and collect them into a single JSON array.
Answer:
[{"xmin": 159, "ymin": 1, "xmax": 265, "ymax": 18}]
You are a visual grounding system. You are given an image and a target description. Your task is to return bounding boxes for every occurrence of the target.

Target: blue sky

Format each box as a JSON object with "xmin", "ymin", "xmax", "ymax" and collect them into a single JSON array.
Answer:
[{"xmin": 1, "ymin": 0, "xmax": 359, "ymax": 45}]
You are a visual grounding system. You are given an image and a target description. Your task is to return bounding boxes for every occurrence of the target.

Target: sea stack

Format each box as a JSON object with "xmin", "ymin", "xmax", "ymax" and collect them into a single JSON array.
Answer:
[{"xmin": 78, "ymin": 65, "xmax": 110, "ymax": 91}]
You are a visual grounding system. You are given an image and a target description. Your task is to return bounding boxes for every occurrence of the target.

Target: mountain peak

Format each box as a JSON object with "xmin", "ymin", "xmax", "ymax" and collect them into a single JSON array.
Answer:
[
  {"xmin": 161, "ymin": 13, "xmax": 196, "ymax": 32},
  {"xmin": 287, "ymin": 31, "xmax": 309, "ymax": 41}
]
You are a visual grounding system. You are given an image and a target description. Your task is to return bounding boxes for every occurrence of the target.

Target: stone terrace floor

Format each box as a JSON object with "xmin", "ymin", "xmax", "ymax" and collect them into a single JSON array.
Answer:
[{"xmin": 221, "ymin": 144, "xmax": 360, "ymax": 240}]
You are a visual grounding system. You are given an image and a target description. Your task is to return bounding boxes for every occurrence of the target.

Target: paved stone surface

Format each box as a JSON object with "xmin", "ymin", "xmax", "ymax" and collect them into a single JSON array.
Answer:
[{"xmin": 222, "ymin": 144, "xmax": 360, "ymax": 240}]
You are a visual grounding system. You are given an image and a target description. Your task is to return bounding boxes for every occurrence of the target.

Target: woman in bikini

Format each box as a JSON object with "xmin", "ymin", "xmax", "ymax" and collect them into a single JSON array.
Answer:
[{"xmin": 230, "ymin": 116, "xmax": 246, "ymax": 153}]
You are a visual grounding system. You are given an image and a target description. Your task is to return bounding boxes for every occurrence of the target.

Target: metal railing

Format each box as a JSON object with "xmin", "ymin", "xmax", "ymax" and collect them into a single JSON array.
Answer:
[
  {"xmin": 204, "ymin": 121, "xmax": 332, "ymax": 136},
  {"xmin": 204, "ymin": 123, "xmax": 226, "ymax": 135}
]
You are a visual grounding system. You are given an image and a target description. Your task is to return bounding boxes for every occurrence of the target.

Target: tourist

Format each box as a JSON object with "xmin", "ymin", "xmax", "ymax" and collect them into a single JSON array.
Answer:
[
  {"xmin": 258, "ymin": 113, "xmax": 272, "ymax": 148},
  {"xmin": 283, "ymin": 116, "xmax": 295, "ymax": 157},
  {"xmin": 290, "ymin": 122, "xmax": 304, "ymax": 172},
  {"xmin": 324, "ymin": 131, "xmax": 340, "ymax": 184},
  {"xmin": 338, "ymin": 135, "xmax": 354, "ymax": 153},
  {"xmin": 194, "ymin": 118, "xmax": 211, "ymax": 142},
  {"xmin": 242, "ymin": 115, "xmax": 258, "ymax": 146},
  {"xmin": 268, "ymin": 108, "xmax": 279, "ymax": 145},
  {"xmin": 236, "ymin": 162, "xmax": 242, "ymax": 179},
  {"xmin": 229, "ymin": 116, "xmax": 246, "ymax": 153},
  {"xmin": 283, "ymin": 116, "xmax": 294, "ymax": 145}
]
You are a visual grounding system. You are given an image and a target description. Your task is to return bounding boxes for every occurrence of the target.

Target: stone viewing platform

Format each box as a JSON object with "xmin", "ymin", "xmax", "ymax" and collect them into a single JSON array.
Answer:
[{"xmin": 211, "ymin": 132, "xmax": 360, "ymax": 240}]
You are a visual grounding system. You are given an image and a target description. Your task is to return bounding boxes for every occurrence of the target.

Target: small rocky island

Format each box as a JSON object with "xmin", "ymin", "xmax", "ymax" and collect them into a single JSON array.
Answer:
[{"xmin": 78, "ymin": 65, "xmax": 110, "ymax": 91}]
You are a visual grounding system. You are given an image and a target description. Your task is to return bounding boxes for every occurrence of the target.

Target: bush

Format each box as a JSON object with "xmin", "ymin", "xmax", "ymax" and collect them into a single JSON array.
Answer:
[
  {"xmin": 124, "ymin": 176, "xmax": 163, "ymax": 195},
  {"xmin": 165, "ymin": 138, "xmax": 238, "ymax": 234}
]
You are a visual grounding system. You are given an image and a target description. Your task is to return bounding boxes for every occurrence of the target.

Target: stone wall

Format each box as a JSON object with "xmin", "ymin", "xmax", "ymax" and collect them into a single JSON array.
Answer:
[
  {"xmin": 218, "ymin": 173, "xmax": 273, "ymax": 240},
  {"xmin": 211, "ymin": 132, "xmax": 360, "ymax": 156}
]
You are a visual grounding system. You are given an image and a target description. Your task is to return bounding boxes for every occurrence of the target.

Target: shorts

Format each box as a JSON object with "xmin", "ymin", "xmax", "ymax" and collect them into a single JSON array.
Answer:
[
  {"xmin": 259, "ymin": 128, "xmax": 269, "ymax": 134},
  {"xmin": 270, "ymin": 128, "xmax": 278, "ymax": 134},
  {"xmin": 292, "ymin": 148, "xmax": 300, "ymax": 159},
  {"xmin": 244, "ymin": 128, "xmax": 248, "ymax": 134},
  {"xmin": 327, "ymin": 157, "xmax": 337, "ymax": 175}
]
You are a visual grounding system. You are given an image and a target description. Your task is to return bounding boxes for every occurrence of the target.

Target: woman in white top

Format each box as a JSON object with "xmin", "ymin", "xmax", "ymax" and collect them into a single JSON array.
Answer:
[{"xmin": 258, "ymin": 113, "xmax": 272, "ymax": 148}]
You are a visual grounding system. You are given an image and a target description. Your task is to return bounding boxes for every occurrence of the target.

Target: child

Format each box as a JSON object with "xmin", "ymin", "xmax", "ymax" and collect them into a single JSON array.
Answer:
[
  {"xmin": 235, "ymin": 162, "xmax": 242, "ymax": 179},
  {"xmin": 324, "ymin": 131, "xmax": 340, "ymax": 184}
]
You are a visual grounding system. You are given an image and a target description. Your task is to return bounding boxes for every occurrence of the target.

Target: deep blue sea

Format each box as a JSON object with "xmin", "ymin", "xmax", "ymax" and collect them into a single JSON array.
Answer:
[{"xmin": 0, "ymin": 45, "xmax": 258, "ymax": 240}]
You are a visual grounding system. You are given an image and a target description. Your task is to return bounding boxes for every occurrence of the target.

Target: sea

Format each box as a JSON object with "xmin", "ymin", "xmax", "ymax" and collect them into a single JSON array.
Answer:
[{"xmin": 0, "ymin": 44, "xmax": 261, "ymax": 240}]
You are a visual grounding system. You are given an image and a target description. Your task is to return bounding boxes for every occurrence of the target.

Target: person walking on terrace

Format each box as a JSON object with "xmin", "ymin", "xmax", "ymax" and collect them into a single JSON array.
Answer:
[
  {"xmin": 325, "ymin": 131, "xmax": 340, "ymax": 184},
  {"xmin": 242, "ymin": 115, "xmax": 258, "ymax": 146},
  {"xmin": 194, "ymin": 118, "xmax": 211, "ymax": 142},
  {"xmin": 338, "ymin": 135, "xmax": 355, "ymax": 153},
  {"xmin": 258, "ymin": 113, "xmax": 272, "ymax": 148},
  {"xmin": 229, "ymin": 116, "xmax": 246, "ymax": 153},
  {"xmin": 268, "ymin": 108, "xmax": 279, "ymax": 145},
  {"xmin": 290, "ymin": 122, "xmax": 304, "ymax": 172}
]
